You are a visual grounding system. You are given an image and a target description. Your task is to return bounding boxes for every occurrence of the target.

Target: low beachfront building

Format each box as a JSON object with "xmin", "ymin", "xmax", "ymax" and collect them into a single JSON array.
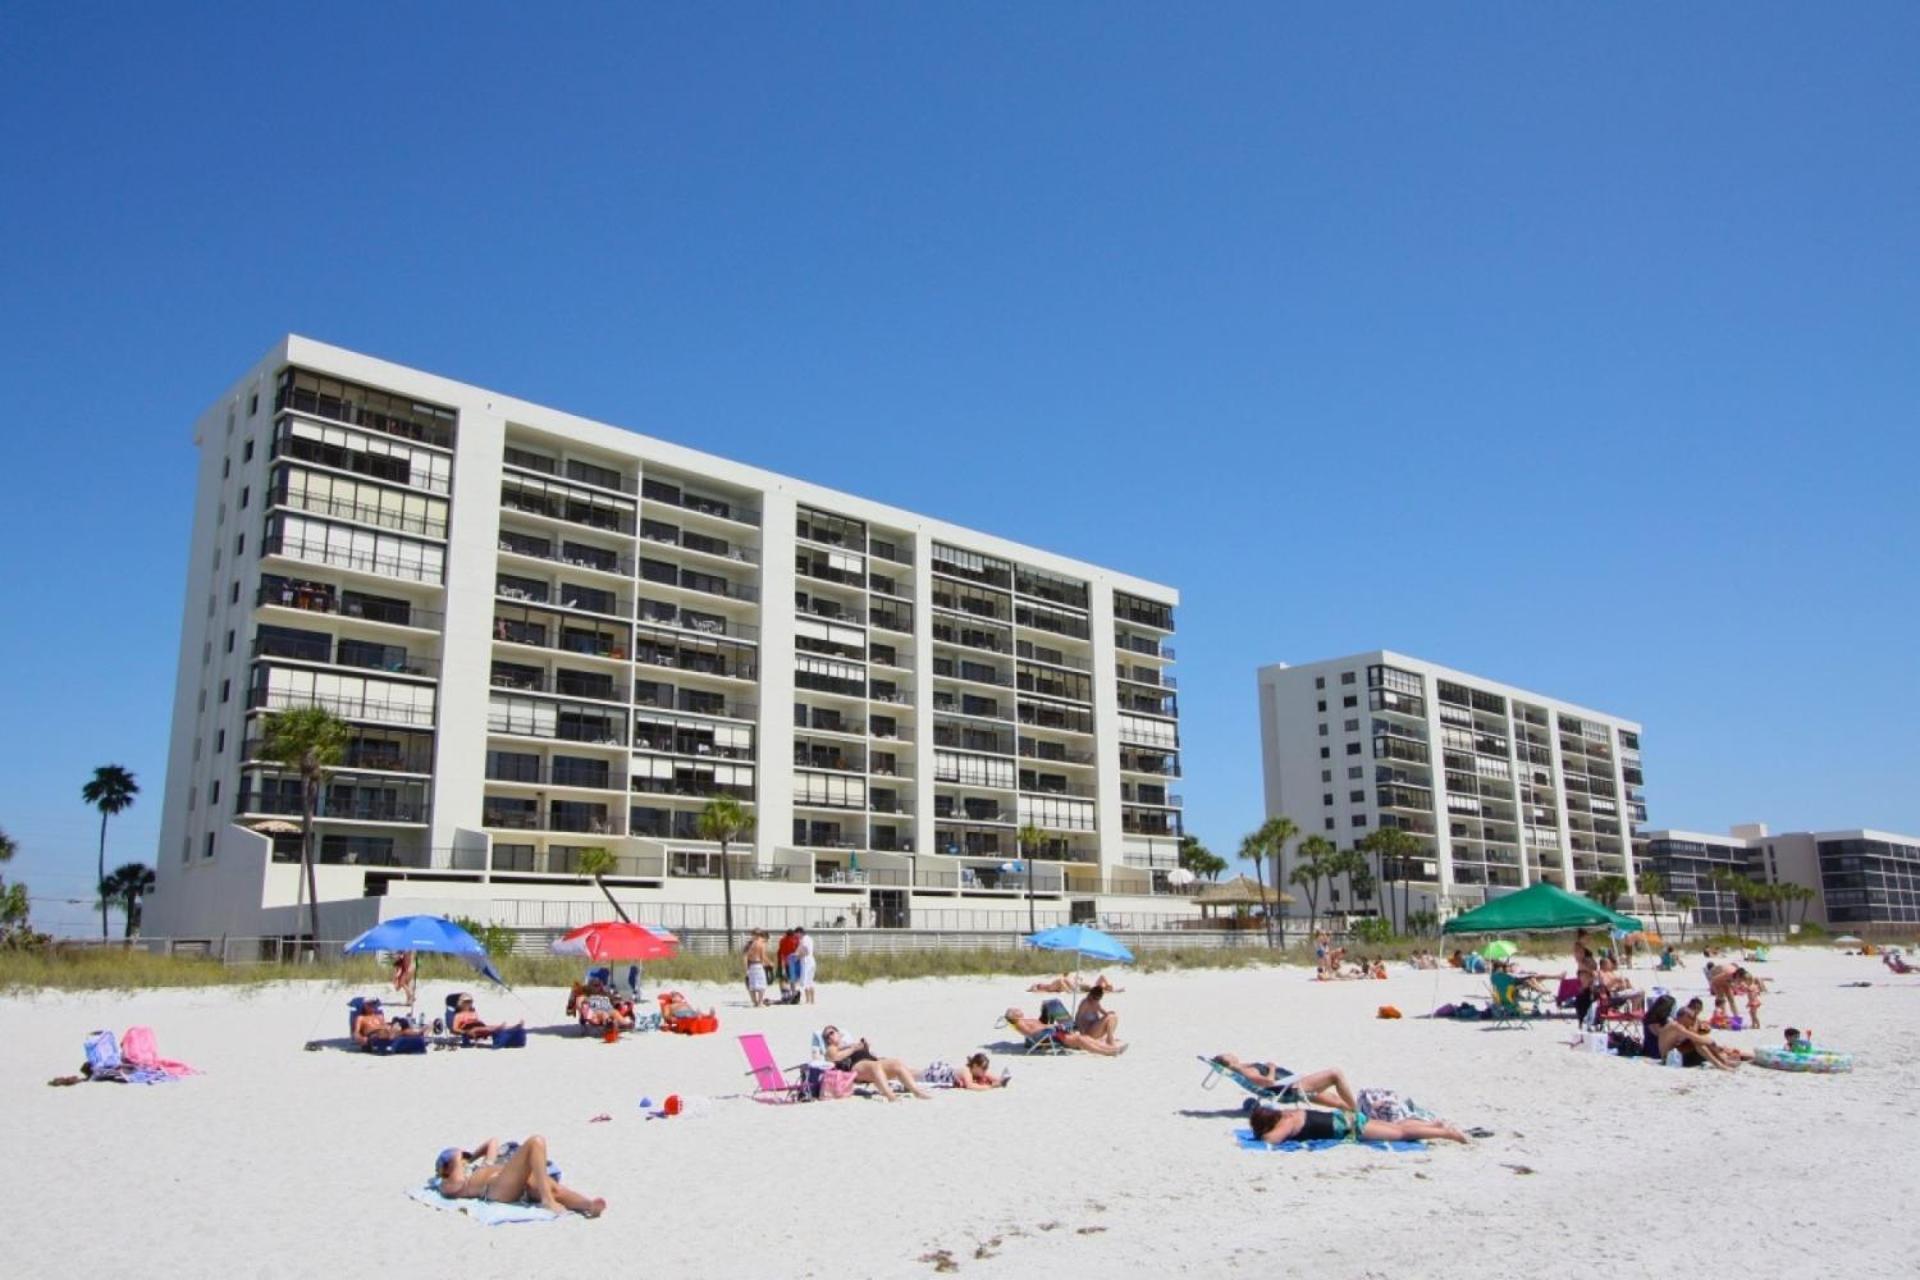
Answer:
[
  {"xmin": 1638, "ymin": 823, "xmax": 1920, "ymax": 931},
  {"xmin": 146, "ymin": 336, "xmax": 1194, "ymax": 951}
]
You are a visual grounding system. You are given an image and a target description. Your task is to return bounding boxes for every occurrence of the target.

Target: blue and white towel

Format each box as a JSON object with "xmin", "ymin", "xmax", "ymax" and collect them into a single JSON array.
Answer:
[
  {"xmin": 1234, "ymin": 1128, "xmax": 1424, "ymax": 1153},
  {"xmin": 406, "ymin": 1185, "xmax": 559, "ymax": 1225}
]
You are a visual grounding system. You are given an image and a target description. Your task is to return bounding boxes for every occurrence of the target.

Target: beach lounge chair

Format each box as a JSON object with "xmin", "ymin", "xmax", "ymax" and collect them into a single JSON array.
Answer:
[
  {"xmin": 1197, "ymin": 1056, "xmax": 1300, "ymax": 1105},
  {"xmin": 738, "ymin": 1033, "xmax": 809, "ymax": 1103},
  {"xmin": 1019, "ymin": 1023, "xmax": 1074, "ymax": 1054},
  {"xmin": 348, "ymin": 997, "xmax": 426, "ymax": 1054},
  {"xmin": 444, "ymin": 994, "xmax": 528, "ymax": 1048}
]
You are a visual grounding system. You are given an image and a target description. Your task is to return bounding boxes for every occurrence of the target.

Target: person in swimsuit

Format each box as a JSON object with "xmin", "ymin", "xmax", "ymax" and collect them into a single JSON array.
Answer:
[
  {"xmin": 1073, "ymin": 986, "xmax": 1120, "ymax": 1045},
  {"xmin": 352, "ymin": 998, "xmax": 422, "ymax": 1050},
  {"xmin": 1210, "ymin": 1055, "xmax": 1358, "ymax": 1111},
  {"xmin": 795, "ymin": 928, "xmax": 817, "ymax": 1004},
  {"xmin": 1248, "ymin": 1104, "xmax": 1466, "ymax": 1146},
  {"xmin": 743, "ymin": 930, "xmax": 771, "ymax": 1007},
  {"xmin": 821, "ymin": 1026, "xmax": 932, "ymax": 1100},
  {"xmin": 951, "ymin": 1051, "xmax": 1011, "ymax": 1090},
  {"xmin": 1675, "ymin": 1001, "xmax": 1752, "ymax": 1067},
  {"xmin": 577, "ymin": 978, "xmax": 636, "ymax": 1031},
  {"xmin": 435, "ymin": 1136, "xmax": 604, "ymax": 1217},
  {"xmin": 1027, "ymin": 973, "xmax": 1076, "ymax": 994},
  {"xmin": 449, "ymin": 994, "xmax": 523, "ymax": 1043},
  {"xmin": 1003, "ymin": 1007, "xmax": 1128, "ymax": 1056}
]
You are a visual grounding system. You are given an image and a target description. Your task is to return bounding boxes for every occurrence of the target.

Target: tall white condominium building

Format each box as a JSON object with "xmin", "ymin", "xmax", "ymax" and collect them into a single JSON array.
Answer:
[
  {"xmin": 1257, "ymin": 652, "xmax": 1646, "ymax": 917},
  {"xmin": 148, "ymin": 337, "xmax": 1188, "ymax": 945}
]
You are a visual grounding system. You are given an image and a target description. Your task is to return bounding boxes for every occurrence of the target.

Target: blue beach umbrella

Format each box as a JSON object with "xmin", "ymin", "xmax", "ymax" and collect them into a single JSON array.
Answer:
[
  {"xmin": 1026, "ymin": 923, "xmax": 1134, "ymax": 969},
  {"xmin": 346, "ymin": 914, "xmax": 505, "ymax": 986}
]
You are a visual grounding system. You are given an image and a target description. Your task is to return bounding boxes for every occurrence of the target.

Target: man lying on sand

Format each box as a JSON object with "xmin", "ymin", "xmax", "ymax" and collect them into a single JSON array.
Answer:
[
  {"xmin": 436, "ymin": 1136, "xmax": 604, "ymax": 1217},
  {"xmin": 1210, "ymin": 1055, "xmax": 1358, "ymax": 1110},
  {"xmin": 1248, "ymin": 1103, "xmax": 1467, "ymax": 1146},
  {"xmin": 1004, "ymin": 1007, "xmax": 1128, "ymax": 1055}
]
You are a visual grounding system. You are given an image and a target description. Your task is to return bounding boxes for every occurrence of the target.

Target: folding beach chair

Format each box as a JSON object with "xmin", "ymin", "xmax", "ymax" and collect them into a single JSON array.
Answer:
[
  {"xmin": 1197, "ymin": 1056, "xmax": 1301, "ymax": 1105},
  {"xmin": 1484, "ymin": 982, "xmax": 1530, "ymax": 1030},
  {"xmin": 347, "ymin": 997, "xmax": 427, "ymax": 1054},
  {"xmin": 1020, "ymin": 1023, "xmax": 1076, "ymax": 1055},
  {"xmin": 738, "ymin": 1033, "xmax": 810, "ymax": 1103}
]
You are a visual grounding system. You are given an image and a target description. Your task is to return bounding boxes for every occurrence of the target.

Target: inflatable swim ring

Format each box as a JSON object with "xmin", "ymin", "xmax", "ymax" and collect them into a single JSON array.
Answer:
[{"xmin": 1753, "ymin": 1046, "xmax": 1853, "ymax": 1074}]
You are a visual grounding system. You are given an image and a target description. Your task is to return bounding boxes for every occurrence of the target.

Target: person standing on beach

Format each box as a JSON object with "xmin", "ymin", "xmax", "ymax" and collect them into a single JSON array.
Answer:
[
  {"xmin": 743, "ymin": 930, "xmax": 771, "ymax": 1007},
  {"xmin": 795, "ymin": 926, "xmax": 817, "ymax": 1003},
  {"xmin": 777, "ymin": 928, "xmax": 800, "ymax": 994}
]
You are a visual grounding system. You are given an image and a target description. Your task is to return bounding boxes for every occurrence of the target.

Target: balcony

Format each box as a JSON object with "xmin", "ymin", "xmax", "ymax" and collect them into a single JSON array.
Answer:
[
  {"xmin": 270, "ymin": 428, "xmax": 448, "ymax": 496},
  {"xmin": 934, "ymin": 621, "xmax": 1012, "ymax": 654},
  {"xmin": 262, "ymin": 531, "xmax": 442, "ymax": 585},
  {"xmin": 501, "ymin": 476, "xmax": 636, "ymax": 535},
  {"xmin": 1119, "ymin": 751, "xmax": 1181, "ymax": 777},
  {"xmin": 1116, "ymin": 666, "xmax": 1177, "ymax": 689},
  {"xmin": 494, "ymin": 604, "xmax": 629, "ymax": 660},
  {"xmin": 795, "ymin": 746, "xmax": 865, "ymax": 773},
  {"xmin": 268, "ymin": 479, "xmax": 448, "ymax": 540},
  {"xmin": 1113, "ymin": 596, "xmax": 1174, "ymax": 632},
  {"xmin": 1116, "ymin": 691, "xmax": 1178, "ymax": 718},
  {"xmin": 481, "ymin": 801, "xmax": 618, "ymax": 835},
  {"xmin": 633, "ymin": 628, "xmax": 758, "ymax": 682},
  {"xmin": 1121, "ymin": 811, "xmax": 1183, "ymax": 838},
  {"xmin": 1018, "ymin": 739, "xmax": 1095, "ymax": 766},
  {"xmin": 276, "ymin": 367, "xmax": 456, "ymax": 450},
  {"xmin": 485, "ymin": 754, "xmax": 616, "ymax": 789},
  {"xmin": 503, "ymin": 446, "xmax": 638, "ymax": 496},
  {"xmin": 1117, "ymin": 634, "xmax": 1173, "ymax": 660},
  {"xmin": 796, "ymin": 708, "xmax": 867, "ymax": 737},
  {"xmin": 497, "ymin": 578, "xmax": 631, "ymax": 621},
  {"xmin": 257, "ymin": 579, "xmax": 442, "ymax": 630},
  {"xmin": 1020, "ymin": 776, "xmax": 1097, "ymax": 799},
  {"xmin": 1014, "ymin": 604, "xmax": 1089, "ymax": 640},
  {"xmin": 870, "ymin": 605, "xmax": 916, "ymax": 634},
  {"xmin": 254, "ymin": 633, "xmax": 437, "ymax": 680},
  {"xmin": 1018, "ymin": 702, "xmax": 1096, "ymax": 735},
  {"xmin": 935, "ymin": 724, "xmax": 1017, "ymax": 755},
  {"xmin": 488, "ymin": 698, "xmax": 626, "ymax": 747},
  {"xmin": 248, "ymin": 684, "xmax": 435, "ymax": 728},
  {"xmin": 237, "ymin": 786, "xmax": 428, "ymax": 824},
  {"xmin": 498, "ymin": 530, "xmax": 636, "ymax": 576},
  {"xmin": 634, "ymin": 681, "xmax": 754, "ymax": 721},
  {"xmin": 641, "ymin": 478, "xmax": 761, "ymax": 527},
  {"xmin": 243, "ymin": 734, "xmax": 433, "ymax": 775},
  {"xmin": 639, "ymin": 518, "xmax": 760, "ymax": 566},
  {"xmin": 638, "ymin": 559, "xmax": 759, "ymax": 603}
]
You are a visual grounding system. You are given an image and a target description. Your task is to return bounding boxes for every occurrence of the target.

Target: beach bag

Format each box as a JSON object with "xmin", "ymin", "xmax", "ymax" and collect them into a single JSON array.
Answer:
[
  {"xmin": 819, "ymin": 1068, "xmax": 857, "ymax": 1100},
  {"xmin": 1039, "ymin": 998, "xmax": 1070, "ymax": 1025},
  {"xmin": 1358, "ymin": 1089, "xmax": 1411, "ymax": 1122},
  {"xmin": 922, "ymin": 1060, "xmax": 958, "ymax": 1088},
  {"xmin": 84, "ymin": 1030, "xmax": 121, "ymax": 1074}
]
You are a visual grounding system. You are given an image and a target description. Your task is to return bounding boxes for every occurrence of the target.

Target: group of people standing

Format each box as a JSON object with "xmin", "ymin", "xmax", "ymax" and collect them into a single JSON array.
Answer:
[{"xmin": 743, "ymin": 927, "xmax": 817, "ymax": 1006}]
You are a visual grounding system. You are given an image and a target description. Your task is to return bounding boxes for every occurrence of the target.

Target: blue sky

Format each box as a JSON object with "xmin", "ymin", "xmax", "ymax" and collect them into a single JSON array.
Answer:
[{"xmin": 2, "ymin": 5, "xmax": 1915, "ymax": 934}]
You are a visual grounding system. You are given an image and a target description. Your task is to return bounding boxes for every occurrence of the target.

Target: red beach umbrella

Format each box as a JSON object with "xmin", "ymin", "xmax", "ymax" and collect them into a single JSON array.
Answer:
[{"xmin": 551, "ymin": 921, "xmax": 680, "ymax": 962}]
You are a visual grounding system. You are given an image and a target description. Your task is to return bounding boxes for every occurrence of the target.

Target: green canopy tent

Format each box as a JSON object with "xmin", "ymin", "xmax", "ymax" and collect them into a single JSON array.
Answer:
[{"xmin": 1441, "ymin": 881, "xmax": 1643, "ymax": 936}]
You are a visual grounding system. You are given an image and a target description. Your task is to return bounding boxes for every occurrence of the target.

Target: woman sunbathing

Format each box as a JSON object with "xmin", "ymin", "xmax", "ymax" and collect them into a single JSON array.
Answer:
[
  {"xmin": 1210, "ymin": 1055, "xmax": 1358, "ymax": 1110},
  {"xmin": 1003, "ymin": 1007, "xmax": 1128, "ymax": 1055},
  {"xmin": 1074, "ymin": 986, "xmax": 1121, "ymax": 1045},
  {"xmin": 435, "ymin": 1136, "xmax": 604, "ymax": 1217},
  {"xmin": 1028, "ymin": 973, "xmax": 1077, "ymax": 993},
  {"xmin": 822, "ymin": 1026, "xmax": 933, "ymax": 1100},
  {"xmin": 951, "ymin": 1052, "xmax": 1011, "ymax": 1090},
  {"xmin": 1248, "ymin": 1104, "xmax": 1467, "ymax": 1146},
  {"xmin": 450, "ymin": 994, "xmax": 524, "ymax": 1042}
]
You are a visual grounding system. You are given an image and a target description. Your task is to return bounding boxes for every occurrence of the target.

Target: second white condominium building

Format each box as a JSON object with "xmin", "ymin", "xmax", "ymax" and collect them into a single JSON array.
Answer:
[
  {"xmin": 1258, "ymin": 651, "xmax": 1646, "ymax": 916},
  {"xmin": 148, "ymin": 336, "xmax": 1186, "ymax": 943}
]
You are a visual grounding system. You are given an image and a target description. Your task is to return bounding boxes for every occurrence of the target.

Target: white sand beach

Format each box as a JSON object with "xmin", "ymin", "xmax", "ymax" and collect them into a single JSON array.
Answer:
[{"xmin": 6, "ymin": 948, "xmax": 1916, "ymax": 1278}]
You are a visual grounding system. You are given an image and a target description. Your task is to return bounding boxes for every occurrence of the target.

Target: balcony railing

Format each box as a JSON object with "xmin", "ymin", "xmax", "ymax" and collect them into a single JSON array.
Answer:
[
  {"xmin": 1117, "ymin": 635, "xmax": 1174, "ymax": 660},
  {"xmin": 248, "ymin": 685, "xmax": 435, "ymax": 727},
  {"xmin": 237, "ymin": 791, "xmax": 428, "ymax": 823},
  {"xmin": 276, "ymin": 370, "xmax": 456, "ymax": 450},
  {"xmin": 484, "ymin": 758, "xmax": 617, "ymax": 789},
  {"xmin": 262, "ymin": 533, "xmax": 443, "ymax": 585},
  {"xmin": 493, "ymin": 605, "xmax": 629, "ymax": 660},
  {"xmin": 254, "ymin": 635, "xmax": 438, "ymax": 679},
  {"xmin": 1018, "ymin": 740, "xmax": 1096, "ymax": 765},
  {"xmin": 256, "ymin": 581, "xmax": 442, "ymax": 630},
  {"xmin": 642, "ymin": 480, "xmax": 762, "ymax": 527},
  {"xmin": 242, "ymin": 737, "xmax": 434, "ymax": 774},
  {"xmin": 267, "ymin": 481, "xmax": 448, "ymax": 540},
  {"xmin": 501, "ymin": 480, "xmax": 636, "ymax": 535}
]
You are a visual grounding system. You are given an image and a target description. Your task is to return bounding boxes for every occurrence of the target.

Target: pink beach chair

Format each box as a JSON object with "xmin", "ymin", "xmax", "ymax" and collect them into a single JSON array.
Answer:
[{"xmin": 738, "ymin": 1033, "xmax": 808, "ymax": 1103}]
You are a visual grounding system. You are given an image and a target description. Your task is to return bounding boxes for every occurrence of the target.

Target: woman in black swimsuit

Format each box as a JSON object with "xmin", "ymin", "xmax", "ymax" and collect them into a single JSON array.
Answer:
[
  {"xmin": 821, "ymin": 1027, "xmax": 933, "ymax": 1100},
  {"xmin": 1249, "ymin": 1105, "xmax": 1468, "ymax": 1146}
]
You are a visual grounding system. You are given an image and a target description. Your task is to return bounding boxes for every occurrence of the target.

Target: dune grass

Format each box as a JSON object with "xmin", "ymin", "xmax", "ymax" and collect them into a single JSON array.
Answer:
[{"xmin": 0, "ymin": 942, "xmax": 1315, "ymax": 995}]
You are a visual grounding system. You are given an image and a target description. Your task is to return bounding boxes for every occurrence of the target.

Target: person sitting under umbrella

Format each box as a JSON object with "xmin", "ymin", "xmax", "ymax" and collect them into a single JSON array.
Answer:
[
  {"xmin": 449, "ymin": 993, "xmax": 524, "ymax": 1043},
  {"xmin": 576, "ymin": 976, "xmax": 636, "ymax": 1032},
  {"xmin": 1074, "ymin": 984, "xmax": 1121, "ymax": 1046},
  {"xmin": 352, "ymin": 998, "xmax": 422, "ymax": 1050},
  {"xmin": 1003, "ymin": 1007, "xmax": 1128, "ymax": 1056},
  {"xmin": 820, "ymin": 1026, "xmax": 933, "ymax": 1100},
  {"xmin": 435, "ymin": 1135, "xmax": 605, "ymax": 1217}
]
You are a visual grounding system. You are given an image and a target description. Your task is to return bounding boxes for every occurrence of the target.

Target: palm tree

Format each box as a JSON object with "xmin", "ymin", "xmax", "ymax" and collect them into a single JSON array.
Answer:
[
  {"xmin": 1337, "ymin": 848, "xmax": 1377, "ymax": 919},
  {"xmin": 696, "ymin": 795, "xmax": 753, "ymax": 951},
  {"xmin": 1256, "ymin": 816, "xmax": 1298, "ymax": 948},
  {"xmin": 259, "ymin": 707, "xmax": 347, "ymax": 950},
  {"xmin": 81, "ymin": 765, "xmax": 139, "ymax": 940},
  {"xmin": 0, "ymin": 826, "xmax": 27, "ymax": 943},
  {"xmin": 1240, "ymin": 830, "xmax": 1271, "ymax": 947},
  {"xmin": 1177, "ymin": 834, "xmax": 1226, "ymax": 882},
  {"xmin": 1588, "ymin": 874, "xmax": 1628, "ymax": 911},
  {"xmin": 1359, "ymin": 827, "xmax": 1421, "ymax": 932},
  {"xmin": 1289, "ymin": 834, "xmax": 1335, "ymax": 931},
  {"xmin": 1673, "ymin": 892, "xmax": 1698, "ymax": 944},
  {"xmin": 1018, "ymin": 824, "xmax": 1047, "ymax": 936},
  {"xmin": 575, "ymin": 847, "xmax": 631, "ymax": 922},
  {"xmin": 98, "ymin": 863, "xmax": 156, "ymax": 939},
  {"xmin": 1637, "ymin": 871, "xmax": 1666, "ymax": 917}
]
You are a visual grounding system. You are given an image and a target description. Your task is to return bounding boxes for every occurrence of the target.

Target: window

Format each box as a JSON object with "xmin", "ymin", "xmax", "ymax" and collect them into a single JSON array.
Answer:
[
  {"xmin": 1320, "ymin": 769, "xmax": 1332, "ymax": 783},
  {"xmin": 1324, "ymin": 817, "xmax": 1335, "ymax": 831},
  {"xmin": 1343, "ymin": 695, "xmax": 1357, "ymax": 708},
  {"xmin": 205, "ymin": 832, "xmax": 215, "ymax": 858},
  {"xmin": 1348, "ymin": 766, "xmax": 1363, "ymax": 779},
  {"xmin": 1314, "ymin": 676, "xmax": 1325, "ymax": 690},
  {"xmin": 1352, "ymin": 814, "xmax": 1368, "ymax": 827},
  {"xmin": 182, "ymin": 835, "xmax": 192, "ymax": 864},
  {"xmin": 1317, "ymin": 723, "xmax": 1329, "ymax": 737},
  {"xmin": 224, "ymin": 629, "xmax": 234, "ymax": 654},
  {"xmin": 243, "ymin": 439, "xmax": 255, "ymax": 462},
  {"xmin": 240, "ymin": 486, "xmax": 250, "ymax": 509},
  {"xmin": 1345, "ymin": 743, "xmax": 1361, "ymax": 755},
  {"xmin": 201, "ymin": 640, "xmax": 210, "ymax": 666},
  {"xmin": 209, "ymin": 779, "xmax": 220, "ymax": 805},
  {"xmin": 230, "ymin": 580, "xmax": 240, "ymax": 604},
  {"xmin": 1322, "ymin": 793, "xmax": 1333, "ymax": 806},
  {"xmin": 219, "ymin": 679, "xmax": 230, "ymax": 703},
  {"xmin": 1349, "ymin": 790, "xmax": 1364, "ymax": 802},
  {"xmin": 1319, "ymin": 747, "xmax": 1330, "ymax": 759},
  {"xmin": 235, "ymin": 533, "xmax": 245, "ymax": 556},
  {"xmin": 1316, "ymin": 700, "xmax": 1326, "ymax": 713},
  {"xmin": 197, "ymin": 689, "xmax": 206, "ymax": 712},
  {"xmin": 216, "ymin": 729, "xmax": 225, "ymax": 753},
  {"xmin": 249, "ymin": 392, "xmax": 259, "ymax": 416},
  {"xmin": 1340, "ymin": 672, "xmax": 1356, "ymax": 685},
  {"xmin": 1344, "ymin": 719, "xmax": 1359, "ymax": 732},
  {"xmin": 222, "ymin": 457, "xmax": 231, "ymax": 479}
]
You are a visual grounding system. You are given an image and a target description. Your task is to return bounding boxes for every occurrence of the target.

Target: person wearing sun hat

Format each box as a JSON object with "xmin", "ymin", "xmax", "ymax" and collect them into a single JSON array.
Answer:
[{"xmin": 351, "ymin": 997, "xmax": 419, "ymax": 1050}]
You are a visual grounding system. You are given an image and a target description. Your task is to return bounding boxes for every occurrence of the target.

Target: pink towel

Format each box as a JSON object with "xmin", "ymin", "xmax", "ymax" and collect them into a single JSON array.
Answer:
[{"xmin": 120, "ymin": 1026, "xmax": 198, "ymax": 1077}]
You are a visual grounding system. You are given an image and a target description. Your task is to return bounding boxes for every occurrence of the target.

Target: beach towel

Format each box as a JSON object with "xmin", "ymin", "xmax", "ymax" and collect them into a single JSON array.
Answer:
[
  {"xmin": 406, "ymin": 1185, "xmax": 558, "ymax": 1226},
  {"xmin": 1234, "ymin": 1128, "xmax": 1424, "ymax": 1153},
  {"xmin": 120, "ymin": 1026, "xmax": 198, "ymax": 1077}
]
